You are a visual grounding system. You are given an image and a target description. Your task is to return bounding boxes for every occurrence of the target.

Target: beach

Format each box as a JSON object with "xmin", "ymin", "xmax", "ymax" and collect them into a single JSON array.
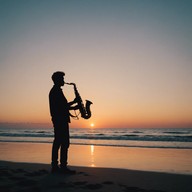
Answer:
[
  {"xmin": 1, "ymin": 0, "xmax": 192, "ymax": 191},
  {"xmin": 0, "ymin": 142, "xmax": 192, "ymax": 192},
  {"xmin": 0, "ymin": 160, "xmax": 192, "ymax": 192},
  {"xmin": 0, "ymin": 142, "xmax": 192, "ymax": 174}
]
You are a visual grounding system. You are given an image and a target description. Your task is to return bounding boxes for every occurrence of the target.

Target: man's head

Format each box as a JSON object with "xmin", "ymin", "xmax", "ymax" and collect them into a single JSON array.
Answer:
[{"xmin": 51, "ymin": 71, "xmax": 65, "ymax": 86}]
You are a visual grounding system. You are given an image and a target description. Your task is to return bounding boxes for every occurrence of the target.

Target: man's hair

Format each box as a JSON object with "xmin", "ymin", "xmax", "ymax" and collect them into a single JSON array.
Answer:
[{"xmin": 51, "ymin": 71, "xmax": 65, "ymax": 84}]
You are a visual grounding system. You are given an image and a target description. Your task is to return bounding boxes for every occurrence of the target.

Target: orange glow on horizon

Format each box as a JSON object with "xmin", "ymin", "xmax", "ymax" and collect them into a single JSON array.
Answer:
[
  {"xmin": 1, "ymin": 113, "xmax": 192, "ymax": 129},
  {"xmin": 0, "ymin": 97, "xmax": 192, "ymax": 129}
]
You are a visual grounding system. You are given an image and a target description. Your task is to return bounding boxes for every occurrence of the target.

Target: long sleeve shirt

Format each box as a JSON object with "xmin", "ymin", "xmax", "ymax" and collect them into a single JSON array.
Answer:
[{"xmin": 49, "ymin": 85, "xmax": 70, "ymax": 123}]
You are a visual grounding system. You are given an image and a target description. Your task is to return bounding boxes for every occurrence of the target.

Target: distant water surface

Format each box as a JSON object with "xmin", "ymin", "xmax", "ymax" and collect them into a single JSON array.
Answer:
[{"xmin": 0, "ymin": 127, "xmax": 192, "ymax": 149}]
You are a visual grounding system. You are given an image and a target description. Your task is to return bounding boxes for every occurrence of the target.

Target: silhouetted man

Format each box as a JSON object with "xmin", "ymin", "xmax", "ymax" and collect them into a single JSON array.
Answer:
[{"xmin": 49, "ymin": 71, "xmax": 78, "ymax": 174}]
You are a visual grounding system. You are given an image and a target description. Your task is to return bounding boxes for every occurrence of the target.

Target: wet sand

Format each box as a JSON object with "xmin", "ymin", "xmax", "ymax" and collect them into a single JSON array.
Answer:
[{"xmin": 0, "ymin": 142, "xmax": 192, "ymax": 174}]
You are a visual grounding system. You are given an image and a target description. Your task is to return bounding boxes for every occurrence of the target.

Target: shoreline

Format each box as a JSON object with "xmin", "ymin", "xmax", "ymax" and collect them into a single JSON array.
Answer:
[
  {"xmin": 0, "ymin": 160, "xmax": 192, "ymax": 192},
  {"xmin": 1, "ymin": 139, "xmax": 192, "ymax": 149}
]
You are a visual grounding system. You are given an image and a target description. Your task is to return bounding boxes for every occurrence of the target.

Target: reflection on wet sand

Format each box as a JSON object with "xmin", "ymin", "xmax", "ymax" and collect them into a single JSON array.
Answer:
[
  {"xmin": 0, "ymin": 142, "xmax": 192, "ymax": 174},
  {"xmin": 90, "ymin": 145, "xmax": 95, "ymax": 167}
]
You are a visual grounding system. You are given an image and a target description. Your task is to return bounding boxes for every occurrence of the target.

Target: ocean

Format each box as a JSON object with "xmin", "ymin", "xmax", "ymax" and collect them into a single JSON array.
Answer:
[{"xmin": 0, "ymin": 127, "xmax": 192, "ymax": 149}]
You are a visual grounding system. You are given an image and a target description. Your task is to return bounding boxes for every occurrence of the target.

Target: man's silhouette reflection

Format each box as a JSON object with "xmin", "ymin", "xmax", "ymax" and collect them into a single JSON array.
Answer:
[{"xmin": 49, "ymin": 71, "xmax": 78, "ymax": 174}]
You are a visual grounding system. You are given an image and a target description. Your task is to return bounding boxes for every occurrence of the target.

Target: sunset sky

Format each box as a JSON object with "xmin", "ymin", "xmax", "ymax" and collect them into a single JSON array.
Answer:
[{"xmin": 0, "ymin": 0, "xmax": 192, "ymax": 128}]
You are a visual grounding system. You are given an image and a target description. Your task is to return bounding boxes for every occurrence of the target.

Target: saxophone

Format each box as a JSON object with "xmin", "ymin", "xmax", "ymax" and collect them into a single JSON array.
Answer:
[{"xmin": 65, "ymin": 82, "xmax": 93, "ymax": 119}]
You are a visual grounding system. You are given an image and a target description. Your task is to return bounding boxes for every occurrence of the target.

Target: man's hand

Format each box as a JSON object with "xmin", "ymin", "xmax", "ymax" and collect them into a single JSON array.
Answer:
[
  {"xmin": 73, "ymin": 97, "xmax": 78, "ymax": 103},
  {"xmin": 68, "ymin": 97, "xmax": 78, "ymax": 106}
]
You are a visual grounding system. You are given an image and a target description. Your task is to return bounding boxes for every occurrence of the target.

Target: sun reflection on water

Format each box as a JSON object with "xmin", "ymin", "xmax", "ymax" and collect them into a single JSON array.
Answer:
[{"xmin": 90, "ymin": 145, "xmax": 95, "ymax": 167}]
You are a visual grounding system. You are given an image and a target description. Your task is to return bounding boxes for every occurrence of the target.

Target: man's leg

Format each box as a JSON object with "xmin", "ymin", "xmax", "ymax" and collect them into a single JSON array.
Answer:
[
  {"xmin": 59, "ymin": 124, "xmax": 75, "ymax": 174},
  {"xmin": 60, "ymin": 144, "xmax": 75, "ymax": 174},
  {"xmin": 51, "ymin": 138, "xmax": 60, "ymax": 168},
  {"xmin": 60, "ymin": 145, "xmax": 68, "ymax": 168},
  {"xmin": 60, "ymin": 122, "xmax": 70, "ymax": 168}
]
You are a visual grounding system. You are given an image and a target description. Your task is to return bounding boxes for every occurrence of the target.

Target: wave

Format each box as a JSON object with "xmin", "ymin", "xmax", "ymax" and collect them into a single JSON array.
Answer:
[
  {"xmin": 70, "ymin": 135, "xmax": 192, "ymax": 142},
  {"xmin": 0, "ymin": 139, "xmax": 191, "ymax": 149},
  {"xmin": 0, "ymin": 128, "xmax": 192, "ymax": 151},
  {"xmin": 0, "ymin": 132, "xmax": 192, "ymax": 142},
  {"xmin": 0, "ymin": 133, "xmax": 52, "ymax": 138},
  {"xmin": 163, "ymin": 131, "xmax": 191, "ymax": 134},
  {"xmin": 1, "ymin": 128, "xmax": 192, "ymax": 149},
  {"xmin": 131, "ymin": 131, "xmax": 143, "ymax": 133}
]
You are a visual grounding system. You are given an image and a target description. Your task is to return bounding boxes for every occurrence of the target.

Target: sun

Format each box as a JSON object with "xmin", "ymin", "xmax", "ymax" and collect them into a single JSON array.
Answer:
[{"xmin": 90, "ymin": 123, "xmax": 94, "ymax": 127}]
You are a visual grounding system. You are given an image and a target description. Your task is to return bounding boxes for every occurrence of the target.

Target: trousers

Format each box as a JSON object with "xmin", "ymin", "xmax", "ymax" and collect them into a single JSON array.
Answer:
[{"xmin": 51, "ymin": 119, "xmax": 70, "ymax": 168}]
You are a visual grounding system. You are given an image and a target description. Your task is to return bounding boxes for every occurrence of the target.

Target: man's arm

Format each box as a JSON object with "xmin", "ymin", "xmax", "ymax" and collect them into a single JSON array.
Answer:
[
  {"xmin": 68, "ymin": 98, "xmax": 79, "ymax": 110},
  {"xmin": 69, "ymin": 105, "xmax": 79, "ymax": 110},
  {"xmin": 68, "ymin": 97, "xmax": 78, "ymax": 106}
]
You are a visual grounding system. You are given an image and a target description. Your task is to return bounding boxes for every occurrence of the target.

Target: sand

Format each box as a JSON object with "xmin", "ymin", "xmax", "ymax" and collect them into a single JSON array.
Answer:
[
  {"xmin": 1, "ymin": 142, "xmax": 192, "ymax": 174},
  {"xmin": 0, "ymin": 142, "xmax": 192, "ymax": 191},
  {"xmin": 0, "ymin": 160, "xmax": 192, "ymax": 192}
]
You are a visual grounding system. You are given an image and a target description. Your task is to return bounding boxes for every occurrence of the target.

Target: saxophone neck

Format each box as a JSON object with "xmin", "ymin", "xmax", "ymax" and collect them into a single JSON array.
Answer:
[
  {"xmin": 65, "ymin": 82, "xmax": 77, "ymax": 89},
  {"xmin": 64, "ymin": 82, "xmax": 75, "ymax": 86},
  {"xmin": 65, "ymin": 82, "xmax": 79, "ymax": 97}
]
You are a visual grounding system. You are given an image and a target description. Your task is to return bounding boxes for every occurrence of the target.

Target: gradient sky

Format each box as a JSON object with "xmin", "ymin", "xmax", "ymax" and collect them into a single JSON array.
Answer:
[{"xmin": 0, "ymin": 0, "xmax": 192, "ymax": 128}]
